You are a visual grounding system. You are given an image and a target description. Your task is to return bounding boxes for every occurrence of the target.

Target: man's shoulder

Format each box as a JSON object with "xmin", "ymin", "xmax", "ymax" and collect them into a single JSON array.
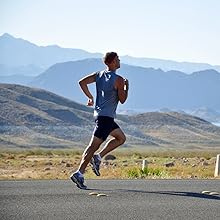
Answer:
[
  {"xmin": 114, "ymin": 75, "xmax": 124, "ymax": 88},
  {"xmin": 115, "ymin": 74, "xmax": 123, "ymax": 81}
]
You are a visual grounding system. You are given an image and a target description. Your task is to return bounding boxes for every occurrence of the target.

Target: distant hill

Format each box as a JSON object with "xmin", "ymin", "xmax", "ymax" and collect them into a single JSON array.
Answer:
[
  {"xmin": 120, "ymin": 55, "xmax": 220, "ymax": 74},
  {"xmin": 190, "ymin": 108, "xmax": 220, "ymax": 123},
  {"xmin": 0, "ymin": 83, "xmax": 93, "ymax": 148},
  {"xmin": 1, "ymin": 83, "xmax": 220, "ymax": 149},
  {"xmin": 29, "ymin": 59, "xmax": 220, "ymax": 112},
  {"xmin": 29, "ymin": 59, "xmax": 103, "ymax": 104},
  {"xmin": 0, "ymin": 33, "xmax": 102, "ymax": 76},
  {"xmin": 0, "ymin": 74, "xmax": 34, "ymax": 85},
  {"xmin": 123, "ymin": 111, "xmax": 220, "ymax": 148},
  {"xmin": 1, "ymin": 33, "xmax": 220, "ymax": 77},
  {"xmin": 0, "ymin": 64, "xmax": 44, "ymax": 76}
]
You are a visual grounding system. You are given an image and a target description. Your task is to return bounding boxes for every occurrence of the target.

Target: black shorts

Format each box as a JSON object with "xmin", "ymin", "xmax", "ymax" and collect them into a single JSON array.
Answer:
[{"xmin": 93, "ymin": 116, "xmax": 120, "ymax": 141}]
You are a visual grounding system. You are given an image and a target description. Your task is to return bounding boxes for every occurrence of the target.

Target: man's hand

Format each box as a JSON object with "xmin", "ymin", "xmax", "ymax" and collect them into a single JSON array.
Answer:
[
  {"xmin": 124, "ymin": 78, "xmax": 129, "ymax": 91},
  {"xmin": 87, "ymin": 97, "xmax": 94, "ymax": 106}
]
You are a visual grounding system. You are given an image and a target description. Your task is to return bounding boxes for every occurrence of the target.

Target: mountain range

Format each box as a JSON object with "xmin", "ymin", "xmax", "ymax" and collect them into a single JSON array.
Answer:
[
  {"xmin": 1, "ymin": 33, "xmax": 220, "ymax": 76},
  {"xmin": 0, "ymin": 33, "xmax": 101, "ymax": 76},
  {"xmin": 1, "ymin": 83, "xmax": 220, "ymax": 149},
  {"xmin": 28, "ymin": 59, "xmax": 220, "ymax": 113},
  {"xmin": 1, "ymin": 33, "xmax": 220, "ymax": 123}
]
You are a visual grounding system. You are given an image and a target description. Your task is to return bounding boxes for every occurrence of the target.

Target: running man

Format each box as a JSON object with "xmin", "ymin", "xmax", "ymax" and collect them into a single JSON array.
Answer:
[{"xmin": 70, "ymin": 52, "xmax": 129, "ymax": 189}]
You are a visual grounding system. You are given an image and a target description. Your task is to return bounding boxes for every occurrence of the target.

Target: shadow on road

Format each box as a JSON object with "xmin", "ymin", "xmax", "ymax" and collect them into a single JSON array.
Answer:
[{"xmin": 87, "ymin": 188, "xmax": 220, "ymax": 201}]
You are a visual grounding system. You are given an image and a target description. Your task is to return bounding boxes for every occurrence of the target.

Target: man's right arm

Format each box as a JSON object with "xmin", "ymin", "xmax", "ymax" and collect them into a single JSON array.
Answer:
[{"xmin": 78, "ymin": 72, "xmax": 96, "ymax": 106}]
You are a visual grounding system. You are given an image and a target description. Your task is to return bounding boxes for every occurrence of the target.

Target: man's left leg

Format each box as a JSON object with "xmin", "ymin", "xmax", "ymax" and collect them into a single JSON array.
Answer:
[
  {"xmin": 70, "ymin": 135, "xmax": 103, "ymax": 189},
  {"xmin": 98, "ymin": 128, "xmax": 126, "ymax": 158}
]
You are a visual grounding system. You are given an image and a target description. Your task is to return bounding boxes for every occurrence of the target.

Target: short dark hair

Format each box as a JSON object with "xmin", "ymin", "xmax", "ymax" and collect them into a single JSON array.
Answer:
[{"xmin": 103, "ymin": 52, "xmax": 118, "ymax": 65}]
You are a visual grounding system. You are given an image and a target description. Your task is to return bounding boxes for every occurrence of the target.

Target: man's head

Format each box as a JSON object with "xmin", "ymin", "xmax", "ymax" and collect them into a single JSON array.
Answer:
[{"xmin": 103, "ymin": 52, "xmax": 120, "ymax": 70}]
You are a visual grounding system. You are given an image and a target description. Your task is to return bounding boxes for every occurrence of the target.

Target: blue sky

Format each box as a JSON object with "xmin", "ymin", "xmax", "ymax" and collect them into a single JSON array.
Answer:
[{"xmin": 1, "ymin": 0, "xmax": 219, "ymax": 65}]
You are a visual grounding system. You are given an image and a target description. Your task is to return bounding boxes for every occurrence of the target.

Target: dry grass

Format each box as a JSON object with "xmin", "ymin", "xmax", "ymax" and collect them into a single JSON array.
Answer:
[{"xmin": 0, "ymin": 148, "xmax": 219, "ymax": 180}]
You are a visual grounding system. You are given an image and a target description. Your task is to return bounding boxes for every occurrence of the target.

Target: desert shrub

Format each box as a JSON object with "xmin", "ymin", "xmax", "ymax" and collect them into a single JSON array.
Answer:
[{"xmin": 127, "ymin": 167, "xmax": 167, "ymax": 178}]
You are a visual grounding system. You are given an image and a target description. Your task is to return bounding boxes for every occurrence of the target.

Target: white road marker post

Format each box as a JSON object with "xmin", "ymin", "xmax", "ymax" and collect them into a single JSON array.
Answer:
[
  {"xmin": 142, "ymin": 159, "xmax": 148, "ymax": 171},
  {"xmin": 214, "ymin": 154, "xmax": 220, "ymax": 177}
]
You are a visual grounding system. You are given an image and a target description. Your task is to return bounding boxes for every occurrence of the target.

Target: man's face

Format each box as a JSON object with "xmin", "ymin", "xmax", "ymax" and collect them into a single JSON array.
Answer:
[{"xmin": 113, "ymin": 56, "xmax": 120, "ymax": 69}]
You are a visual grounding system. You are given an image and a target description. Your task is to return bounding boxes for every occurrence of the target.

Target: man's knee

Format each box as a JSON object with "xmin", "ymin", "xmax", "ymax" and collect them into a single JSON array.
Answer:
[
  {"xmin": 111, "ymin": 129, "xmax": 126, "ymax": 145},
  {"xmin": 117, "ymin": 133, "xmax": 126, "ymax": 145}
]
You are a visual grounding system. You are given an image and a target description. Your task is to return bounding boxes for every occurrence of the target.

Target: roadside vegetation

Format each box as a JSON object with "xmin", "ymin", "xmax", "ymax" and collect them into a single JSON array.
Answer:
[{"xmin": 0, "ymin": 148, "xmax": 219, "ymax": 180}]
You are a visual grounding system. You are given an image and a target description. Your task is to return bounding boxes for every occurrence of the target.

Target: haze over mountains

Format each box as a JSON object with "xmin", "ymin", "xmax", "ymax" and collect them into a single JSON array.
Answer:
[
  {"xmin": 1, "ymin": 84, "xmax": 220, "ymax": 149},
  {"xmin": 0, "ymin": 33, "xmax": 101, "ymax": 76},
  {"xmin": 121, "ymin": 55, "xmax": 220, "ymax": 74},
  {"xmin": 1, "ymin": 33, "xmax": 220, "ymax": 76}
]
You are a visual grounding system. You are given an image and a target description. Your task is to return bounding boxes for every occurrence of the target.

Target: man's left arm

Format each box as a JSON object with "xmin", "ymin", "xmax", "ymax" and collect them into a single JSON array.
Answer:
[{"xmin": 115, "ymin": 76, "xmax": 129, "ymax": 104}]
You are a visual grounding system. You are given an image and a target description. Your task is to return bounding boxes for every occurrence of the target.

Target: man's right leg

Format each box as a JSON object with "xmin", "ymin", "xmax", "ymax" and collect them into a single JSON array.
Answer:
[{"xmin": 70, "ymin": 135, "xmax": 103, "ymax": 189}]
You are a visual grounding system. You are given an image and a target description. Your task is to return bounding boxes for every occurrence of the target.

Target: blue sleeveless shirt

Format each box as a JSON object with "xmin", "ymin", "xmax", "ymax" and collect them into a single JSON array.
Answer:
[{"xmin": 94, "ymin": 70, "xmax": 119, "ymax": 118}]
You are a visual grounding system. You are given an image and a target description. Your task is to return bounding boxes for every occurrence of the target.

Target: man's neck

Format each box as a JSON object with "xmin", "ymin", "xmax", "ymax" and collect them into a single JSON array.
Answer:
[{"xmin": 107, "ymin": 67, "xmax": 117, "ymax": 72}]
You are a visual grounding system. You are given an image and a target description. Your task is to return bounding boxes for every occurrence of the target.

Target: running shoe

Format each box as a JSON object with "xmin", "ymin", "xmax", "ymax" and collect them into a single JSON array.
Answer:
[
  {"xmin": 70, "ymin": 172, "xmax": 87, "ymax": 189},
  {"xmin": 90, "ymin": 155, "xmax": 101, "ymax": 176}
]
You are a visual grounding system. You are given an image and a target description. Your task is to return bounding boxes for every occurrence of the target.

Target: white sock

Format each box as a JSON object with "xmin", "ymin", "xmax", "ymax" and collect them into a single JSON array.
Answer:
[
  {"xmin": 97, "ymin": 153, "xmax": 102, "ymax": 161},
  {"xmin": 77, "ymin": 170, "xmax": 84, "ymax": 177}
]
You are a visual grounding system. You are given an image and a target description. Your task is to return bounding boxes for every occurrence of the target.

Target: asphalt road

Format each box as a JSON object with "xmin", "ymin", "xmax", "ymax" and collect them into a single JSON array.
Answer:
[{"xmin": 1, "ymin": 179, "xmax": 220, "ymax": 220}]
